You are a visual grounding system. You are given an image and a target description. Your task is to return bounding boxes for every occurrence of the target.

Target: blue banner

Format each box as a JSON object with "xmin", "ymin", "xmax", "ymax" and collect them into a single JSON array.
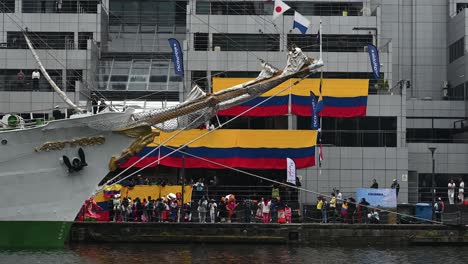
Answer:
[
  {"xmin": 168, "ymin": 38, "xmax": 184, "ymax": 76},
  {"xmin": 367, "ymin": 43, "xmax": 380, "ymax": 80},
  {"xmin": 310, "ymin": 92, "xmax": 319, "ymax": 130},
  {"xmin": 356, "ymin": 188, "xmax": 397, "ymax": 209}
]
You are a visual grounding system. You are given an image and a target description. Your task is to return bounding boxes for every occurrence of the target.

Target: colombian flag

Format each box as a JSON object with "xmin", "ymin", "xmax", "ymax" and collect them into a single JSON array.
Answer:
[
  {"xmin": 120, "ymin": 129, "xmax": 317, "ymax": 169},
  {"xmin": 214, "ymin": 78, "xmax": 369, "ymax": 118}
]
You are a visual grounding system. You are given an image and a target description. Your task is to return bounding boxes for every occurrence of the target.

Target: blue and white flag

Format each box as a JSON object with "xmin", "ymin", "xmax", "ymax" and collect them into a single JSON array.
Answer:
[
  {"xmin": 367, "ymin": 43, "xmax": 380, "ymax": 80},
  {"xmin": 168, "ymin": 38, "xmax": 184, "ymax": 76},
  {"xmin": 293, "ymin": 11, "xmax": 310, "ymax": 34}
]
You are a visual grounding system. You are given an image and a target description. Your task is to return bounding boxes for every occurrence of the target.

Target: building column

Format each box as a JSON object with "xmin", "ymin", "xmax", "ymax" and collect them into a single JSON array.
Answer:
[{"xmin": 15, "ymin": 0, "xmax": 21, "ymax": 13}]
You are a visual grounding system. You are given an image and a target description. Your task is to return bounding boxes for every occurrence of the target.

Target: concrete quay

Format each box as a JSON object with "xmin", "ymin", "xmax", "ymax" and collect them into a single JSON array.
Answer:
[{"xmin": 69, "ymin": 222, "xmax": 468, "ymax": 246}]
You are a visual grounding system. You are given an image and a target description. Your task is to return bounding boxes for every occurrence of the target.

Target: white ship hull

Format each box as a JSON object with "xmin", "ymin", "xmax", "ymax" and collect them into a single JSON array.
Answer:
[{"xmin": 0, "ymin": 111, "xmax": 137, "ymax": 247}]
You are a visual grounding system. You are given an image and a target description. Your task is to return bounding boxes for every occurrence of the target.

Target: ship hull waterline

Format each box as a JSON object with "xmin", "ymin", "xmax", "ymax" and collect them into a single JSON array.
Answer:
[{"xmin": 0, "ymin": 111, "xmax": 136, "ymax": 248}]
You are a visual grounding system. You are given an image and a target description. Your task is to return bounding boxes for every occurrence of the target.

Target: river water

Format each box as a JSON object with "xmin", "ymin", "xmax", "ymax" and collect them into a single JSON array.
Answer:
[{"xmin": 0, "ymin": 244, "xmax": 465, "ymax": 264}]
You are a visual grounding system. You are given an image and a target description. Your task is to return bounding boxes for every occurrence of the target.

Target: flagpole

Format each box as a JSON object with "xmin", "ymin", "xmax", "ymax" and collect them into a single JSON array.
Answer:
[
  {"xmin": 319, "ymin": 19, "xmax": 323, "ymax": 176},
  {"xmin": 319, "ymin": 19, "xmax": 323, "ymax": 61}
]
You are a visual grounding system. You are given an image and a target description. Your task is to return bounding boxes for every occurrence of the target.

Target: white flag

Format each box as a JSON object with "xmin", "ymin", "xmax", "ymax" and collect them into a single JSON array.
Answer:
[
  {"xmin": 293, "ymin": 11, "xmax": 311, "ymax": 34},
  {"xmin": 273, "ymin": 0, "xmax": 291, "ymax": 20},
  {"xmin": 286, "ymin": 157, "xmax": 296, "ymax": 185}
]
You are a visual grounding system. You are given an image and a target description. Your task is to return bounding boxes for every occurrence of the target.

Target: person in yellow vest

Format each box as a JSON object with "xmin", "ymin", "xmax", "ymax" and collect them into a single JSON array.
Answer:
[
  {"xmin": 272, "ymin": 185, "xmax": 280, "ymax": 199},
  {"xmin": 316, "ymin": 196, "xmax": 324, "ymax": 223}
]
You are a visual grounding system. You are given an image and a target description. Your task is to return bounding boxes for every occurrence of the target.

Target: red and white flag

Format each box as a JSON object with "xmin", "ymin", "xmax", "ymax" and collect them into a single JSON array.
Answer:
[{"xmin": 273, "ymin": 0, "xmax": 291, "ymax": 20}]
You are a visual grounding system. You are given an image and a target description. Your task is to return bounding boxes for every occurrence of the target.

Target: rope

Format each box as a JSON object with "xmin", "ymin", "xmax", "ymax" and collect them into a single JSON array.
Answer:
[{"xmin": 100, "ymin": 70, "xmax": 316, "ymax": 192}]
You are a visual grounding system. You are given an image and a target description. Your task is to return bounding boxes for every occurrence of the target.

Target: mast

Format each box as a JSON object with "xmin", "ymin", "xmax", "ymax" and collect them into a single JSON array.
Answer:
[
  {"xmin": 319, "ymin": 19, "xmax": 323, "ymax": 61},
  {"xmin": 23, "ymin": 32, "xmax": 83, "ymax": 113}
]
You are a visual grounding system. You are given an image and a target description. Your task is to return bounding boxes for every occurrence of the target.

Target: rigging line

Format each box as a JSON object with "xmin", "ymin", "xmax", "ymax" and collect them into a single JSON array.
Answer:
[
  {"xmin": 0, "ymin": 3, "xmax": 108, "ymax": 102},
  {"xmin": 0, "ymin": 8, "xmax": 105, "ymax": 102},
  {"xmin": 200, "ymin": 0, "xmax": 282, "ymax": 41},
  {"xmin": 165, "ymin": 145, "xmax": 443, "ymax": 225},
  {"xmin": 104, "ymin": 69, "xmax": 317, "ymax": 191},
  {"xmin": 101, "ymin": 1, "xmax": 280, "ymax": 92},
  {"xmin": 100, "ymin": 2, "xmax": 262, "ymax": 97}
]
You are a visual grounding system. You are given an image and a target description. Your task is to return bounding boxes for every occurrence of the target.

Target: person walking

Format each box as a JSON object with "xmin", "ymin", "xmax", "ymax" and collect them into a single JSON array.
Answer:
[
  {"xmin": 448, "ymin": 179, "xmax": 455, "ymax": 205},
  {"xmin": 32, "ymin": 69, "xmax": 40, "ymax": 91}
]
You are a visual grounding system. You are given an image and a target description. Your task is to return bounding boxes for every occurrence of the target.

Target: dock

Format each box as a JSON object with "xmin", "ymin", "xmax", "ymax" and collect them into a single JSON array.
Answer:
[{"xmin": 69, "ymin": 222, "xmax": 468, "ymax": 246}]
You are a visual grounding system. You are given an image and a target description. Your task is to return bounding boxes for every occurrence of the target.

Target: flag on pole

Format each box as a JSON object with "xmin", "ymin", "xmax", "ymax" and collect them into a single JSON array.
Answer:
[
  {"xmin": 367, "ymin": 43, "xmax": 380, "ymax": 80},
  {"xmin": 286, "ymin": 157, "xmax": 296, "ymax": 185},
  {"xmin": 315, "ymin": 96, "xmax": 324, "ymax": 116},
  {"xmin": 273, "ymin": 0, "xmax": 291, "ymax": 20},
  {"xmin": 293, "ymin": 11, "xmax": 310, "ymax": 34},
  {"xmin": 310, "ymin": 92, "xmax": 320, "ymax": 130},
  {"xmin": 318, "ymin": 143, "xmax": 323, "ymax": 167},
  {"xmin": 168, "ymin": 38, "xmax": 184, "ymax": 76},
  {"xmin": 316, "ymin": 29, "xmax": 320, "ymax": 42}
]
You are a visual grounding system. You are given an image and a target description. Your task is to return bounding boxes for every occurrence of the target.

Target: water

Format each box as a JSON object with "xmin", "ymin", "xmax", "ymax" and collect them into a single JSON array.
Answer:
[{"xmin": 0, "ymin": 244, "xmax": 465, "ymax": 264}]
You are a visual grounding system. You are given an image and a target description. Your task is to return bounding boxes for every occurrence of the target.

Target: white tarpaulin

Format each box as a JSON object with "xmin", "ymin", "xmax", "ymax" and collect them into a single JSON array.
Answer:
[{"xmin": 356, "ymin": 188, "xmax": 397, "ymax": 208}]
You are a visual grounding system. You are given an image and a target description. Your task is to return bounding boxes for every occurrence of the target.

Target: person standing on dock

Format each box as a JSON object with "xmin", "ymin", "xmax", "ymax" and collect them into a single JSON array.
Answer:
[
  {"xmin": 434, "ymin": 197, "xmax": 444, "ymax": 222},
  {"xmin": 258, "ymin": 198, "xmax": 271, "ymax": 224},
  {"xmin": 335, "ymin": 189, "xmax": 343, "ymax": 212},
  {"xmin": 209, "ymin": 199, "xmax": 217, "ymax": 223},
  {"xmin": 458, "ymin": 178, "xmax": 465, "ymax": 204},
  {"xmin": 370, "ymin": 179, "xmax": 378, "ymax": 189},
  {"xmin": 448, "ymin": 179, "xmax": 455, "ymax": 204},
  {"xmin": 359, "ymin": 198, "xmax": 370, "ymax": 224},
  {"xmin": 198, "ymin": 196, "xmax": 208, "ymax": 223},
  {"xmin": 330, "ymin": 193, "xmax": 337, "ymax": 223},
  {"xmin": 391, "ymin": 179, "xmax": 400, "ymax": 197}
]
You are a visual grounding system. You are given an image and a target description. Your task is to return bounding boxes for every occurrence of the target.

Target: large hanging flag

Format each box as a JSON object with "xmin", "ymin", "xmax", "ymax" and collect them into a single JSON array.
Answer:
[
  {"xmin": 214, "ymin": 78, "xmax": 369, "ymax": 118},
  {"xmin": 273, "ymin": 0, "xmax": 291, "ymax": 20},
  {"xmin": 315, "ymin": 95, "xmax": 324, "ymax": 116},
  {"xmin": 121, "ymin": 129, "xmax": 318, "ymax": 170},
  {"xmin": 286, "ymin": 158, "xmax": 296, "ymax": 185},
  {"xmin": 168, "ymin": 38, "xmax": 184, "ymax": 76},
  {"xmin": 293, "ymin": 11, "xmax": 311, "ymax": 34},
  {"xmin": 367, "ymin": 43, "xmax": 380, "ymax": 80}
]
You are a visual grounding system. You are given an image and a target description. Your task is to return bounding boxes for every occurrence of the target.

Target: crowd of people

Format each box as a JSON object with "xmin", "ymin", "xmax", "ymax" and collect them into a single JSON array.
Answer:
[
  {"xmin": 311, "ymin": 179, "xmax": 399, "ymax": 224},
  {"xmin": 447, "ymin": 178, "xmax": 465, "ymax": 205},
  {"xmin": 77, "ymin": 192, "xmax": 299, "ymax": 224},
  {"xmin": 314, "ymin": 190, "xmax": 380, "ymax": 224}
]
